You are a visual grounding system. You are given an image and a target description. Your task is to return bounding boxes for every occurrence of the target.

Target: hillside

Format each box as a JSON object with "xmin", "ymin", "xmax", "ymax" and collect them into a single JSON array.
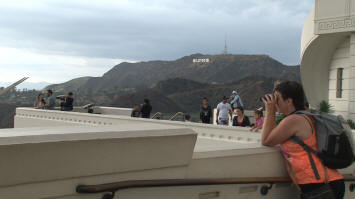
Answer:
[
  {"xmin": 110, "ymin": 90, "xmax": 186, "ymax": 113},
  {"xmin": 47, "ymin": 54, "xmax": 300, "ymax": 94},
  {"xmin": 0, "ymin": 53, "xmax": 301, "ymax": 127},
  {"xmin": 110, "ymin": 76, "xmax": 284, "ymax": 114},
  {"xmin": 45, "ymin": 76, "xmax": 91, "ymax": 92}
]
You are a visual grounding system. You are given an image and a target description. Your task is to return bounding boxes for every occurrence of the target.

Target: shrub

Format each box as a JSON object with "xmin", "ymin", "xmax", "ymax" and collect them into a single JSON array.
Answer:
[
  {"xmin": 348, "ymin": 119, "xmax": 355, "ymax": 130},
  {"xmin": 318, "ymin": 100, "xmax": 333, "ymax": 113}
]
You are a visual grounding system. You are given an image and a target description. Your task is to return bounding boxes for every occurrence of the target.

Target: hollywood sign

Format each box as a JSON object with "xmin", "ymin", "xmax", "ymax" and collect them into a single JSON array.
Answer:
[{"xmin": 193, "ymin": 58, "xmax": 210, "ymax": 63}]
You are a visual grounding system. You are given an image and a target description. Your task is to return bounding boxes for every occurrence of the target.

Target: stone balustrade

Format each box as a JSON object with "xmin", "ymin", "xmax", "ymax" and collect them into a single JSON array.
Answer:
[
  {"xmin": 15, "ymin": 107, "xmax": 262, "ymax": 144},
  {"xmin": 15, "ymin": 107, "xmax": 355, "ymax": 144}
]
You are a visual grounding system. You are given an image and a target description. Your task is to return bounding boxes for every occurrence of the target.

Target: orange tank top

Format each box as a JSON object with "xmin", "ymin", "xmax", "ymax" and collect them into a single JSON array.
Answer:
[{"xmin": 281, "ymin": 116, "xmax": 343, "ymax": 184}]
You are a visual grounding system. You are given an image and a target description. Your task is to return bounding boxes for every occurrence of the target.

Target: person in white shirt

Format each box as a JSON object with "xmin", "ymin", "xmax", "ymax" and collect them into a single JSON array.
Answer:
[{"xmin": 216, "ymin": 96, "xmax": 233, "ymax": 125}]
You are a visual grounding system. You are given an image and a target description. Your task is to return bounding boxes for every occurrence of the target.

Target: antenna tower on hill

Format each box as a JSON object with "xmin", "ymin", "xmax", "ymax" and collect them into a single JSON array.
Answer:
[{"xmin": 222, "ymin": 35, "xmax": 228, "ymax": 54}]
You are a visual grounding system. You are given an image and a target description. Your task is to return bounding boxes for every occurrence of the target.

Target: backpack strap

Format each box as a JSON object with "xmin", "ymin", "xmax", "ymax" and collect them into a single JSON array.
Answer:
[
  {"xmin": 289, "ymin": 113, "xmax": 322, "ymax": 180},
  {"xmin": 290, "ymin": 136, "xmax": 321, "ymax": 180}
]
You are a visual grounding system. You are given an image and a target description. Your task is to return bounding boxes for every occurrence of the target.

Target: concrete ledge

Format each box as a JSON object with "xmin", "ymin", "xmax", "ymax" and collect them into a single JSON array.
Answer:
[
  {"xmin": 0, "ymin": 123, "xmax": 197, "ymax": 187},
  {"xmin": 15, "ymin": 107, "xmax": 262, "ymax": 143}
]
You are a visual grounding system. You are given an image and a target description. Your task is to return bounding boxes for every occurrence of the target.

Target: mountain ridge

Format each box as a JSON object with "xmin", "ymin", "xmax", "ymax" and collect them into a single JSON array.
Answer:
[{"xmin": 45, "ymin": 53, "xmax": 300, "ymax": 94}]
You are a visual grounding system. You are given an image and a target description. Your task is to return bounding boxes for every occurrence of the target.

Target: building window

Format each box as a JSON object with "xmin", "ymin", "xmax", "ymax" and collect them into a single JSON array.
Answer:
[{"xmin": 336, "ymin": 68, "xmax": 343, "ymax": 98}]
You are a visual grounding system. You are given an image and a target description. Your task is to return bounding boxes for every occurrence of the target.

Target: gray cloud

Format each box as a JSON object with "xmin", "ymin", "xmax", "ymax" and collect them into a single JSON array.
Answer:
[{"xmin": 0, "ymin": 0, "xmax": 314, "ymax": 65}]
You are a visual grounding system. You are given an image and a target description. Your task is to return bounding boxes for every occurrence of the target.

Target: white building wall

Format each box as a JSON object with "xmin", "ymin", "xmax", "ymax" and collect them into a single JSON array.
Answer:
[{"xmin": 328, "ymin": 36, "xmax": 354, "ymax": 120}]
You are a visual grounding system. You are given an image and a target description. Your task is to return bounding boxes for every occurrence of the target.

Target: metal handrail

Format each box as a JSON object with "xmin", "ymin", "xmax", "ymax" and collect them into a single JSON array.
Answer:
[
  {"xmin": 76, "ymin": 175, "xmax": 355, "ymax": 198},
  {"xmin": 169, "ymin": 112, "xmax": 184, "ymax": 121},
  {"xmin": 151, "ymin": 112, "xmax": 163, "ymax": 119},
  {"xmin": 76, "ymin": 177, "xmax": 290, "ymax": 193}
]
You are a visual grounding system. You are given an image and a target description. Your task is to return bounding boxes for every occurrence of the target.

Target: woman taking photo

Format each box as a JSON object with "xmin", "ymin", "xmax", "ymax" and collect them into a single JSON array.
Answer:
[{"xmin": 261, "ymin": 81, "xmax": 344, "ymax": 199}]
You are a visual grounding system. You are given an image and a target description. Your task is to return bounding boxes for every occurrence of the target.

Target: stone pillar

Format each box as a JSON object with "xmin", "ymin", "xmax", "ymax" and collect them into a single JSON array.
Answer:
[{"xmin": 348, "ymin": 33, "xmax": 355, "ymax": 121}]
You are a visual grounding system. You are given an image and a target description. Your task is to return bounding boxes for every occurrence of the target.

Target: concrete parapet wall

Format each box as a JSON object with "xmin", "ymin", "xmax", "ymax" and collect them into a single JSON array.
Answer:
[
  {"xmin": 4, "ymin": 108, "xmax": 355, "ymax": 198},
  {"xmin": 15, "ymin": 108, "xmax": 262, "ymax": 143},
  {"xmin": 15, "ymin": 108, "xmax": 355, "ymax": 143},
  {"xmin": 0, "ymin": 124, "xmax": 197, "ymax": 186}
]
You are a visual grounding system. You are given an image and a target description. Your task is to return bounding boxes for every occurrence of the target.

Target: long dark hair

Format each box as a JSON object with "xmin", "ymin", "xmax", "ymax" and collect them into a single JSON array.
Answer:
[{"xmin": 273, "ymin": 81, "xmax": 305, "ymax": 111}]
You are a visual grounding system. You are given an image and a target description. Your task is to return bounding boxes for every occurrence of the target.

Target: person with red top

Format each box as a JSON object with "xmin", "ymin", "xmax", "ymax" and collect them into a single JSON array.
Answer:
[
  {"xmin": 261, "ymin": 81, "xmax": 344, "ymax": 199},
  {"xmin": 232, "ymin": 106, "xmax": 250, "ymax": 127}
]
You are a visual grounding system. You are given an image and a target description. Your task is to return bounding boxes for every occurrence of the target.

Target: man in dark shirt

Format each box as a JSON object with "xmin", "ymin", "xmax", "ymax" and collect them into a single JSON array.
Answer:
[
  {"xmin": 140, "ymin": 99, "xmax": 152, "ymax": 118},
  {"xmin": 62, "ymin": 92, "xmax": 74, "ymax": 111},
  {"xmin": 200, "ymin": 97, "xmax": 212, "ymax": 124}
]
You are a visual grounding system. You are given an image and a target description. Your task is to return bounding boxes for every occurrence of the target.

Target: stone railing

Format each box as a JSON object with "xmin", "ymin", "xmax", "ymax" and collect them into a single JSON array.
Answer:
[
  {"xmin": 15, "ymin": 107, "xmax": 262, "ymax": 144},
  {"xmin": 15, "ymin": 107, "xmax": 355, "ymax": 144}
]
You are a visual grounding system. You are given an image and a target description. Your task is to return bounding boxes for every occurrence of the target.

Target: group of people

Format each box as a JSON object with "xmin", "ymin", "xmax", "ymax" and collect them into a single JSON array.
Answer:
[
  {"xmin": 34, "ymin": 90, "xmax": 74, "ymax": 111},
  {"xmin": 199, "ymin": 91, "xmax": 264, "ymax": 132},
  {"xmin": 39, "ymin": 82, "xmax": 347, "ymax": 198},
  {"xmin": 130, "ymin": 99, "xmax": 152, "ymax": 118}
]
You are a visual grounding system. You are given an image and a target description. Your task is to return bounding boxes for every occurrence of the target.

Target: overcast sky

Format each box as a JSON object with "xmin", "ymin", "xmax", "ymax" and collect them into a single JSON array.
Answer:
[{"xmin": 0, "ymin": 0, "xmax": 314, "ymax": 84}]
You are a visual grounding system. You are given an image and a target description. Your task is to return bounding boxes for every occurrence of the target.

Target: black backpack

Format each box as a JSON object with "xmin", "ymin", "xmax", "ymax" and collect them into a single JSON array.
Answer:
[{"xmin": 290, "ymin": 111, "xmax": 354, "ymax": 177}]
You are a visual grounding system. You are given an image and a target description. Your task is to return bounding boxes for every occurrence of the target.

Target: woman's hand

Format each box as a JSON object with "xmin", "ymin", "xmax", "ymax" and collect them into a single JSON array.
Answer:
[{"xmin": 262, "ymin": 94, "xmax": 276, "ymax": 115}]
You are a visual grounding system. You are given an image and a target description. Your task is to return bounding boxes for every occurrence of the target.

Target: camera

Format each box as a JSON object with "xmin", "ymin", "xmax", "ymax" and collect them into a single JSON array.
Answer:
[
  {"xmin": 56, "ymin": 95, "xmax": 67, "ymax": 110},
  {"xmin": 57, "ymin": 94, "xmax": 74, "ymax": 111},
  {"xmin": 83, "ymin": 103, "xmax": 95, "ymax": 113},
  {"xmin": 56, "ymin": 95, "xmax": 66, "ymax": 101}
]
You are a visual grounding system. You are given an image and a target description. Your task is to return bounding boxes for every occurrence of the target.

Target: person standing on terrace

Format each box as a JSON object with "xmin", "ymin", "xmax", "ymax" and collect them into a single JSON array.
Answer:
[
  {"xmin": 200, "ymin": 97, "xmax": 212, "ymax": 124},
  {"xmin": 250, "ymin": 108, "xmax": 264, "ymax": 132},
  {"xmin": 230, "ymin": 90, "xmax": 243, "ymax": 110},
  {"xmin": 216, "ymin": 96, "xmax": 232, "ymax": 125},
  {"xmin": 261, "ymin": 81, "xmax": 344, "ymax": 199},
  {"xmin": 232, "ymin": 106, "xmax": 250, "ymax": 127},
  {"xmin": 61, "ymin": 92, "xmax": 74, "ymax": 111},
  {"xmin": 141, "ymin": 98, "xmax": 152, "ymax": 118},
  {"xmin": 44, "ymin": 90, "xmax": 55, "ymax": 110},
  {"xmin": 34, "ymin": 93, "xmax": 46, "ymax": 109},
  {"xmin": 131, "ymin": 104, "xmax": 141, "ymax": 117}
]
